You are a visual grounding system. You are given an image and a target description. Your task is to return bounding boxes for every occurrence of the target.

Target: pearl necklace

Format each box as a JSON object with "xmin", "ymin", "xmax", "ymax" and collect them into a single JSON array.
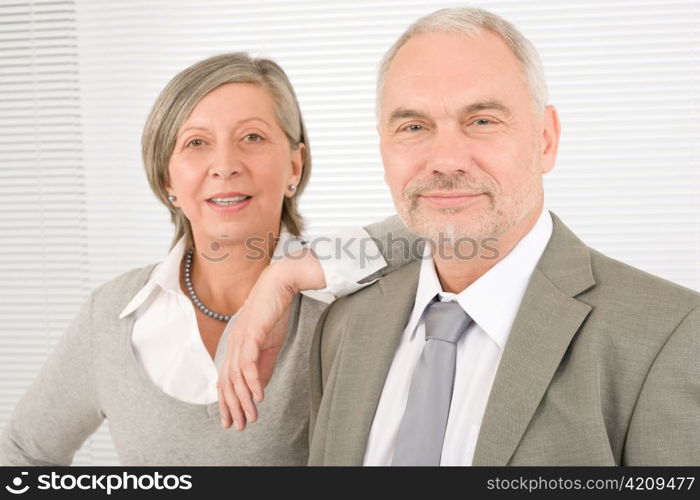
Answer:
[{"xmin": 183, "ymin": 249, "xmax": 232, "ymax": 322}]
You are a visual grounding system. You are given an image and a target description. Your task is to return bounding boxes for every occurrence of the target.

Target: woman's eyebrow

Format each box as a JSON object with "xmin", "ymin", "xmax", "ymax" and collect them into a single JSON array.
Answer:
[
  {"xmin": 235, "ymin": 117, "xmax": 273, "ymax": 128},
  {"xmin": 177, "ymin": 117, "xmax": 273, "ymax": 139},
  {"xmin": 177, "ymin": 125, "xmax": 210, "ymax": 138}
]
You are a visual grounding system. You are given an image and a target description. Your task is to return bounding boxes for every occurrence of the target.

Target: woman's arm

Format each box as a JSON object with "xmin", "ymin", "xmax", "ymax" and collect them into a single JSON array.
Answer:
[
  {"xmin": 0, "ymin": 293, "xmax": 105, "ymax": 465},
  {"xmin": 218, "ymin": 215, "xmax": 418, "ymax": 430},
  {"xmin": 302, "ymin": 214, "xmax": 422, "ymax": 299}
]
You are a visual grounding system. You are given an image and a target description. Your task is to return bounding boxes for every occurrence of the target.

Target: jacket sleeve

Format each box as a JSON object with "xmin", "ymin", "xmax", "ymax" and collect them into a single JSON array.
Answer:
[
  {"xmin": 623, "ymin": 304, "xmax": 700, "ymax": 465},
  {"xmin": 0, "ymin": 292, "xmax": 105, "ymax": 465}
]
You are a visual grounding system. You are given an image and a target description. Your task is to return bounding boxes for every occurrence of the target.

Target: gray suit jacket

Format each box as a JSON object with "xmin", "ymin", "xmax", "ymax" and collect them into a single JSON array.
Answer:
[{"xmin": 309, "ymin": 212, "xmax": 700, "ymax": 465}]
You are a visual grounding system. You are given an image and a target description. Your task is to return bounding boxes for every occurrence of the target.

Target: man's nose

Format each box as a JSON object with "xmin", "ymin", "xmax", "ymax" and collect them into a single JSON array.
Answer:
[{"xmin": 426, "ymin": 127, "xmax": 472, "ymax": 175}]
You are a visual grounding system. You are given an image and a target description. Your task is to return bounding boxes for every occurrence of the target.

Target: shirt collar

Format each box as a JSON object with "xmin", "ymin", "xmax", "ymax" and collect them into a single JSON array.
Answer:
[
  {"xmin": 118, "ymin": 237, "xmax": 186, "ymax": 319},
  {"xmin": 406, "ymin": 208, "xmax": 553, "ymax": 349},
  {"xmin": 119, "ymin": 226, "xmax": 302, "ymax": 319}
]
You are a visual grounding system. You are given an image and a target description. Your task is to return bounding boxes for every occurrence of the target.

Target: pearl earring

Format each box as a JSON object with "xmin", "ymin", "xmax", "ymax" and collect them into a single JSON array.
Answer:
[
  {"xmin": 167, "ymin": 195, "xmax": 177, "ymax": 204},
  {"xmin": 288, "ymin": 185, "xmax": 297, "ymax": 192}
]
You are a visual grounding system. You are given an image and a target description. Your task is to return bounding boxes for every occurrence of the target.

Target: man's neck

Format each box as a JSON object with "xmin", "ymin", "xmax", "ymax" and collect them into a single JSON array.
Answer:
[{"xmin": 433, "ymin": 207, "xmax": 544, "ymax": 294}]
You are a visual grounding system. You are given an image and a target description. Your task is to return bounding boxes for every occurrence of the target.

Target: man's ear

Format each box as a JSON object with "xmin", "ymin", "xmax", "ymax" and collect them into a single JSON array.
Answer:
[{"xmin": 541, "ymin": 105, "xmax": 561, "ymax": 174}]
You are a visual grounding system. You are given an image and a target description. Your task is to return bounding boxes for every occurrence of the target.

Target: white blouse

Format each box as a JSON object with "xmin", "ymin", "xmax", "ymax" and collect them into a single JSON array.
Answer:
[{"xmin": 119, "ymin": 227, "xmax": 386, "ymax": 404}]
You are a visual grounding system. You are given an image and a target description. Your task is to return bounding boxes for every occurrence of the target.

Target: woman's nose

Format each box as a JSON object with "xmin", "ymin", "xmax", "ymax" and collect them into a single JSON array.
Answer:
[{"xmin": 209, "ymin": 144, "xmax": 241, "ymax": 178}]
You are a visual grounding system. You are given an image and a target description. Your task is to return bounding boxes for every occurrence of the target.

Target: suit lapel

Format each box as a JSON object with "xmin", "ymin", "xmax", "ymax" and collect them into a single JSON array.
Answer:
[
  {"xmin": 472, "ymin": 212, "xmax": 596, "ymax": 465},
  {"xmin": 324, "ymin": 260, "xmax": 421, "ymax": 465}
]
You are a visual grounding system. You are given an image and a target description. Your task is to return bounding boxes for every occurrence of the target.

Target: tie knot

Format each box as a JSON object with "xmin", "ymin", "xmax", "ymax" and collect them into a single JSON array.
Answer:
[{"xmin": 424, "ymin": 300, "xmax": 472, "ymax": 344}]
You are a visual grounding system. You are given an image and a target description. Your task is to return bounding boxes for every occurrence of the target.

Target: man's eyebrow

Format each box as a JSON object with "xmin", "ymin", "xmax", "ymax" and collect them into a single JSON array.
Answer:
[
  {"xmin": 386, "ymin": 102, "xmax": 513, "ymax": 124},
  {"xmin": 461, "ymin": 101, "xmax": 512, "ymax": 116},
  {"xmin": 387, "ymin": 108, "xmax": 430, "ymax": 124}
]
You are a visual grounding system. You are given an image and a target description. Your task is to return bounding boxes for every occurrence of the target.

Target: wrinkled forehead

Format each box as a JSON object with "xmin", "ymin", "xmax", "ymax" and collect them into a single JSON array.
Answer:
[{"xmin": 379, "ymin": 31, "xmax": 531, "ymax": 118}]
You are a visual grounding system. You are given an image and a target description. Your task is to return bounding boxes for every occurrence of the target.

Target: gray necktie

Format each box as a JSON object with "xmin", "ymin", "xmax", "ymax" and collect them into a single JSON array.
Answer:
[{"xmin": 391, "ymin": 299, "xmax": 472, "ymax": 466}]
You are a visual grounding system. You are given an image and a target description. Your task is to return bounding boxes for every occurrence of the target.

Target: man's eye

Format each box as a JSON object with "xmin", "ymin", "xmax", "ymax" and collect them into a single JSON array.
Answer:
[
  {"xmin": 244, "ymin": 133, "xmax": 263, "ymax": 142},
  {"xmin": 186, "ymin": 139, "xmax": 204, "ymax": 147},
  {"xmin": 403, "ymin": 124, "xmax": 423, "ymax": 132},
  {"xmin": 473, "ymin": 118, "xmax": 494, "ymax": 126}
]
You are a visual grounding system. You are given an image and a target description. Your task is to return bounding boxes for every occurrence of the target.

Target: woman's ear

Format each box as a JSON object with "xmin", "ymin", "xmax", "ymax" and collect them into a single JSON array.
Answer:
[
  {"xmin": 165, "ymin": 182, "xmax": 179, "ymax": 207},
  {"xmin": 286, "ymin": 143, "xmax": 305, "ymax": 196}
]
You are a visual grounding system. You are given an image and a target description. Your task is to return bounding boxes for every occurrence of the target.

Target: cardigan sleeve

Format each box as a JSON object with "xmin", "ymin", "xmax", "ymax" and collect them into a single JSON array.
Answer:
[
  {"xmin": 304, "ymin": 215, "xmax": 420, "ymax": 301},
  {"xmin": 0, "ymin": 291, "xmax": 105, "ymax": 465}
]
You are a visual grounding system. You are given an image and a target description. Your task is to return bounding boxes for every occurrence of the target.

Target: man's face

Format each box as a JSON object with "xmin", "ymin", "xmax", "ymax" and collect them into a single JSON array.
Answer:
[{"xmin": 379, "ymin": 31, "xmax": 559, "ymax": 243}]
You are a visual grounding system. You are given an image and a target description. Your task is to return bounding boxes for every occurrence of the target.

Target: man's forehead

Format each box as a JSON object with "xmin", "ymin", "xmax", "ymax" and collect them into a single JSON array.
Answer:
[
  {"xmin": 389, "ymin": 30, "xmax": 518, "ymax": 73},
  {"xmin": 380, "ymin": 31, "xmax": 529, "ymax": 114}
]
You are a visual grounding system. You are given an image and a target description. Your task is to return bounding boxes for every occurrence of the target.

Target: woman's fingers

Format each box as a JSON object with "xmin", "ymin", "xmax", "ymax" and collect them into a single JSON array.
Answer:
[
  {"xmin": 241, "ymin": 337, "xmax": 264, "ymax": 405},
  {"xmin": 218, "ymin": 315, "xmax": 252, "ymax": 429},
  {"xmin": 220, "ymin": 372, "xmax": 246, "ymax": 430},
  {"xmin": 217, "ymin": 379, "xmax": 233, "ymax": 429},
  {"xmin": 231, "ymin": 360, "xmax": 257, "ymax": 425}
]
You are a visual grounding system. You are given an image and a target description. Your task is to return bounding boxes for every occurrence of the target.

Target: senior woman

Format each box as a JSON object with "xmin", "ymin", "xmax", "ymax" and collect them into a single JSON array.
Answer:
[{"xmin": 0, "ymin": 53, "xmax": 411, "ymax": 465}]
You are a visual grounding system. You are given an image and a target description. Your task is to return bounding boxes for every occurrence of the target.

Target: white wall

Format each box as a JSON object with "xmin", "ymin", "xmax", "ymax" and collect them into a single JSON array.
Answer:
[{"xmin": 1, "ymin": 0, "xmax": 698, "ymax": 465}]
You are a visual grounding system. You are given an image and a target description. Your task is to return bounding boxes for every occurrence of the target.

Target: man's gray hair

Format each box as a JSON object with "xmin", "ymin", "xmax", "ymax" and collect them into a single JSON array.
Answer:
[{"xmin": 377, "ymin": 7, "xmax": 548, "ymax": 113}]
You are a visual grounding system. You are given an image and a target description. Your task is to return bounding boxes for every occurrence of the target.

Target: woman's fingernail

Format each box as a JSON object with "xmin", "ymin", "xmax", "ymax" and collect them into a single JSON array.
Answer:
[{"xmin": 233, "ymin": 420, "xmax": 240, "ymax": 430}]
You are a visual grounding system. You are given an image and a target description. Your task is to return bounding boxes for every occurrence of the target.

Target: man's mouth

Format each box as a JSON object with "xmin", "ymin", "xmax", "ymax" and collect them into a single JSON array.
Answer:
[{"xmin": 417, "ymin": 191, "xmax": 484, "ymax": 208}]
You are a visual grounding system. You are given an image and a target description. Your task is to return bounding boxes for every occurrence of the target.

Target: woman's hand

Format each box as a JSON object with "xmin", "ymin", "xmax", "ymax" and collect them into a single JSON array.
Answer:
[{"xmin": 217, "ymin": 248, "xmax": 325, "ymax": 430}]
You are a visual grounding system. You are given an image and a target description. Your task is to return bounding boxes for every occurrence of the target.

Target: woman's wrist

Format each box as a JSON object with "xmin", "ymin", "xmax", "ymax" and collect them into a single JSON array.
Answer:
[{"xmin": 274, "ymin": 247, "xmax": 327, "ymax": 293}]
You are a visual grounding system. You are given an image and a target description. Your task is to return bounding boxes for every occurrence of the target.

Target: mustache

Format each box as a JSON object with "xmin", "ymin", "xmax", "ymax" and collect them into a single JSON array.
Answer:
[{"xmin": 403, "ymin": 174, "xmax": 495, "ymax": 199}]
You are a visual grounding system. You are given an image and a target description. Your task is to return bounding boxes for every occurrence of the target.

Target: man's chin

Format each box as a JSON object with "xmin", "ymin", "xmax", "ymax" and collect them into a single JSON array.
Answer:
[{"xmin": 404, "ymin": 211, "xmax": 497, "ymax": 243}]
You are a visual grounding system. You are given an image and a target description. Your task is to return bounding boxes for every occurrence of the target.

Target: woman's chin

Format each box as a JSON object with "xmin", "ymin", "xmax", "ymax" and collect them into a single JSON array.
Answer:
[{"xmin": 194, "ymin": 220, "xmax": 280, "ymax": 252}]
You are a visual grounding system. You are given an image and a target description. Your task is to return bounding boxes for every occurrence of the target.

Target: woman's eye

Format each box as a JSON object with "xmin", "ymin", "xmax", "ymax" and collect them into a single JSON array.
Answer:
[
  {"xmin": 244, "ymin": 133, "xmax": 263, "ymax": 142},
  {"xmin": 186, "ymin": 138, "xmax": 204, "ymax": 147}
]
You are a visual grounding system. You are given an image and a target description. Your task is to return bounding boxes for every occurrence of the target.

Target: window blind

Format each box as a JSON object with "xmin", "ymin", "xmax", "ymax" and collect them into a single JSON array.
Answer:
[{"xmin": 0, "ymin": 0, "xmax": 98, "ymax": 465}]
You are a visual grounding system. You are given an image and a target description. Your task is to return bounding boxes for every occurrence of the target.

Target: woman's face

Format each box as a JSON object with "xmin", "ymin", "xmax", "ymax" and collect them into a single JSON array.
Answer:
[{"xmin": 167, "ymin": 82, "xmax": 303, "ymax": 250}]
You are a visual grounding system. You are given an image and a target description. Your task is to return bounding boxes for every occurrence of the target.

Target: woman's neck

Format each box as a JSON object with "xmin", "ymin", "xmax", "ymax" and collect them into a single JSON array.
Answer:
[{"xmin": 181, "ymin": 229, "xmax": 279, "ymax": 316}]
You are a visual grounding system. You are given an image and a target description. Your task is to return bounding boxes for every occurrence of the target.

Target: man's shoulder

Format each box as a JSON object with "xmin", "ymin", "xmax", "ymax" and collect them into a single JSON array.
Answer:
[
  {"xmin": 318, "ymin": 258, "xmax": 421, "ymax": 350},
  {"xmin": 547, "ymin": 212, "xmax": 699, "ymax": 320},
  {"xmin": 361, "ymin": 214, "xmax": 423, "ymax": 281},
  {"xmin": 332, "ymin": 257, "xmax": 420, "ymax": 307},
  {"xmin": 576, "ymin": 247, "xmax": 699, "ymax": 353},
  {"xmin": 587, "ymin": 247, "xmax": 699, "ymax": 311}
]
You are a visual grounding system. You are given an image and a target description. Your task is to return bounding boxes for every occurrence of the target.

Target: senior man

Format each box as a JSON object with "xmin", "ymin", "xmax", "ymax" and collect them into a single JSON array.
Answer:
[{"xmin": 219, "ymin": 7, "xmax": 700, "ymax": 466}]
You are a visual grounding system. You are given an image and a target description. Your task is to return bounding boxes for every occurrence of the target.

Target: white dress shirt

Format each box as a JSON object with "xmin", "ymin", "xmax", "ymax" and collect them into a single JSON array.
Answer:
[
  {"xmin": 363, "ymin": 209, "xmax": 554, "ymax": 466},
  {"xmin": 119, "ymin": 227, "xmax": 386, "ymax": 404}
]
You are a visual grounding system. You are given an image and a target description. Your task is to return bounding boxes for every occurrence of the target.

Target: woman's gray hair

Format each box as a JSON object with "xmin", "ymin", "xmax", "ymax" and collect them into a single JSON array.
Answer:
[
  {"xmin": 142, "ymin": 52, "xmax": 311, "ymax": 251},
  {"xmin": 377, "ymin": 7, "xmax": 548, "ymax": 114}
]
